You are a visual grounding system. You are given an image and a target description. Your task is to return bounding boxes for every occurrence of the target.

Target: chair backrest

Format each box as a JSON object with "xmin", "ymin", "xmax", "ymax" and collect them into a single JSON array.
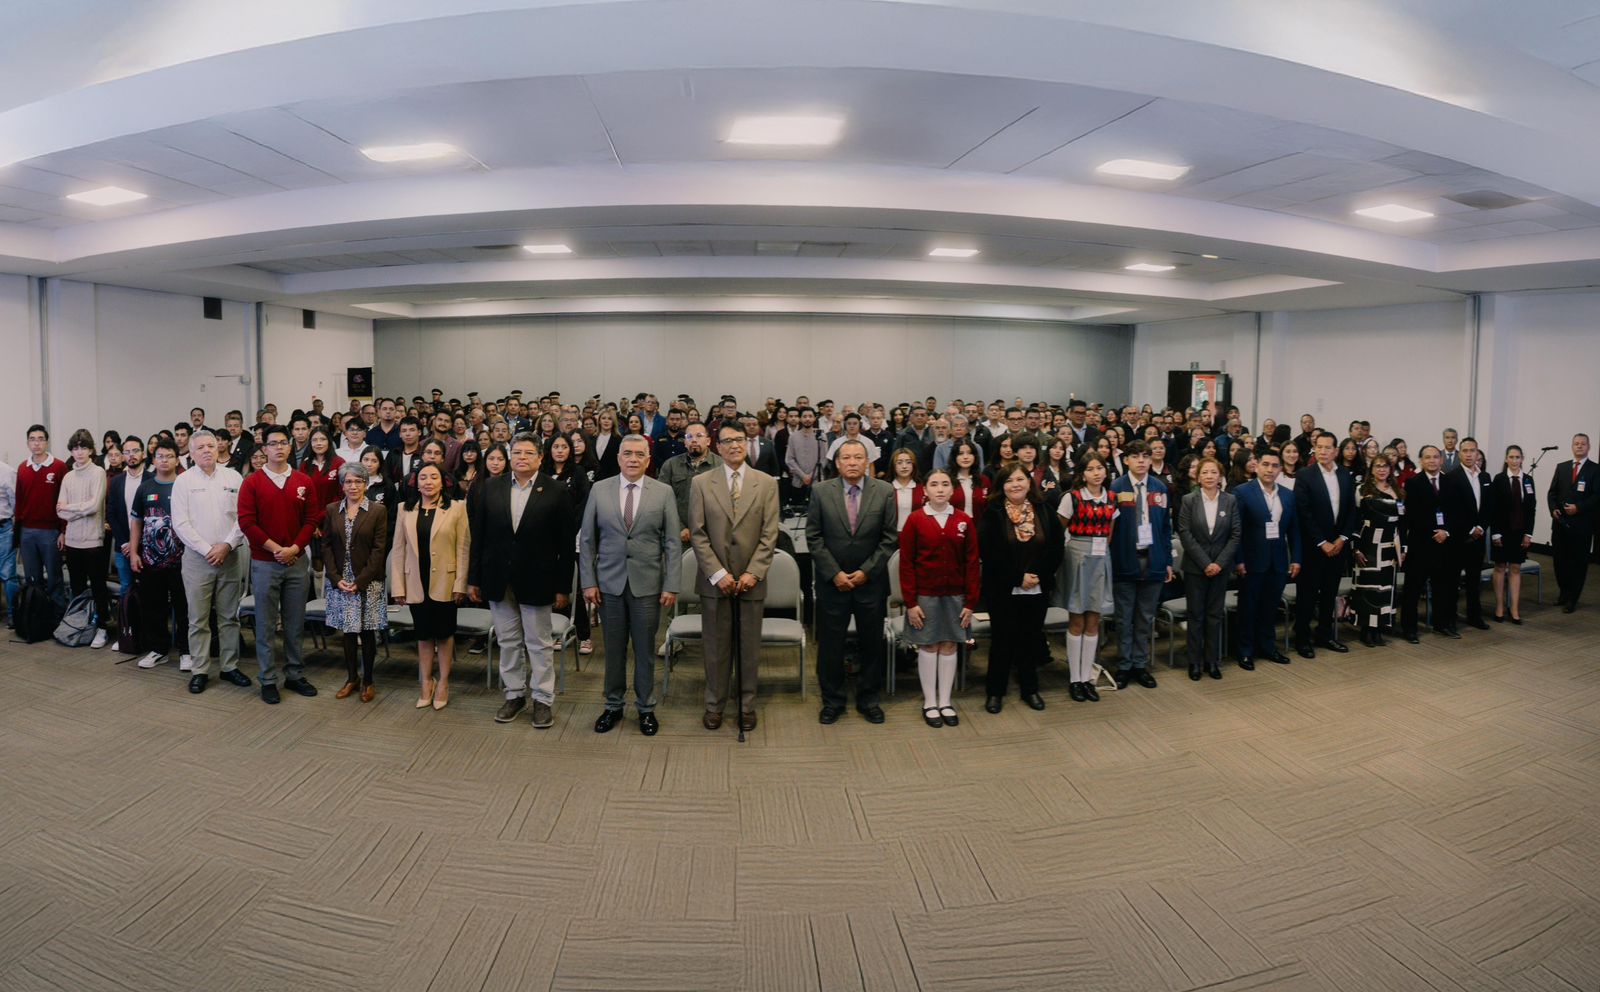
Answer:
[
  {"xmin": 886, "ymin": 549, "xmax": 903, "ymax": 610},
  {"xmin": 677, "ymin": 548, "xmax": 700, "ymax": 609},
  {"xmin": 765, "ymin": 549, "xmax": 802, "ymax": 612}
]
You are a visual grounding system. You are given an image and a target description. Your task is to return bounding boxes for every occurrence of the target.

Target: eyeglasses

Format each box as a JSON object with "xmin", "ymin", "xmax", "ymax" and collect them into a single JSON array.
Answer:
[
  {"xmin": 264, "ymin": 440, "xmax": 289, "ymax": 448},
  {"xmin": 718, "ymin": 437, "xmax": 746, "ymax": 446}
]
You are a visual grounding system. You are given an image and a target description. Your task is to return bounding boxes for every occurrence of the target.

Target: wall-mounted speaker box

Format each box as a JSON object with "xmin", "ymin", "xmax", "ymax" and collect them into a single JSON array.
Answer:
[
  {"xmin": 302, "ymin": 309, "xmax": 316, "ymax": 329},
  {"xmin": 202, "ymin": 297, "xmax": 222, "ymax": 320}
]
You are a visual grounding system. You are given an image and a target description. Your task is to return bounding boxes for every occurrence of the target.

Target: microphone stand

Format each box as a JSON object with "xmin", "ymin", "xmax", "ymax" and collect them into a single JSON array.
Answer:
[{"xmin": 1529, "ymin": 446, "xmax": 1557, "ymax": 472}]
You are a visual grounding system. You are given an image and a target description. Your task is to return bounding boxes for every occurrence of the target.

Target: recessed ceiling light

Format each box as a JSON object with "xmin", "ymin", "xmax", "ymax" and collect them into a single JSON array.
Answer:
[
  {"xmin": 360, "ymin": 142, "xmax": 460, "ymax": 163},
  {"xmin": 928, "ymin": 248, "xmax": 980, "ymax": 258},
  {"xmin": 1353, "ymin": 203, "xmax": 1434, "ymax": 222},
  {"xmin": 521, "ymin": 244, "xmax": 573, "ymax": 255},
  {"xmin": 725, "ymin": 115, "xmax": 844, "ymax": 146},
  {"xmin": 1096, "ymin": 159, "xmax": 1190, "ymax": 181},
  {"xmin": 1125, "ymin": 262, "xmax": 1176, "ymax": 272},
  {"xmin": 1201, "ymin": 254, "xmax": 1220, "ymax": 260},
  {"xmin": 65, "ymin": 185, "xmax": 147, "ymax": 206}
]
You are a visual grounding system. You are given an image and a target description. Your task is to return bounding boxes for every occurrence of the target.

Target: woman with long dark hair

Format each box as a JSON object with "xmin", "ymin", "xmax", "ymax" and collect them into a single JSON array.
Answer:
[
  {"xmin": 389, "ymin": 464, "xmax": 471, "ymax": 709},
  {"xmin": 978, "ymin": 463, "xmax": 1064, "ymax": 713},
  {"xmin": 1058, "ymin": 453, "xmax": 1113, "ymax": 701},
  {"xmin": 546, "ymin": 431, "xmax": 594, "ymax": 653},
  {"xmin": 1352, "ymin": 453, "xmax": 1403, "ymax": 646},
  {"xmin": 1490, "ymin": 444, "xmax": 1536, "ymax": 624}
]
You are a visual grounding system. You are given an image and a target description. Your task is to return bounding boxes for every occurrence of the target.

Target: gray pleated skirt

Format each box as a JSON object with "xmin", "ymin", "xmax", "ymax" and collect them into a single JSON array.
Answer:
[{"xmin": 905, "ymin": 595, "xmax": 967, "ymax": 645}]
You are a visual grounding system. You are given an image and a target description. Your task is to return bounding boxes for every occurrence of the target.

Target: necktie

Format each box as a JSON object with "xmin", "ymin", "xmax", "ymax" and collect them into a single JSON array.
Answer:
[
  {"xmin": 1575, "ymin": 463, "xmax": 1581, "ymax": 485},
  {"xmin": 1136, "ymin": 482, "xmax": 1147, "ymax": 526},
  {"xmin": 847, "ymin": 483, "xmax": 860, "ymax": 531},
  {"xmin": 1431, "ymin": 475, "xmax": 1439, "ymax": 493},
  {"xmin": 730, "ymin": 470, "xmax": 741, "ymax": 507},
  {"xmin": 623, "ymin": 482, "xmax": 636, "ymax": 530}
]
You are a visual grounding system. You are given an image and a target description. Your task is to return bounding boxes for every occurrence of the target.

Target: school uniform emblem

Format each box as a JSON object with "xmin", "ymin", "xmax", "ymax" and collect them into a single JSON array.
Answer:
[{"xmin": 295, "ymin": 486, "xmax": 307, "ymax": 499}]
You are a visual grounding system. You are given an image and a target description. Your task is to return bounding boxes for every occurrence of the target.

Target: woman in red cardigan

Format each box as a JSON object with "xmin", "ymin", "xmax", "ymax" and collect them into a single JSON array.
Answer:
[{"xmin": 899, "ymin": 469, "xmax": 981, "ymax": 728}]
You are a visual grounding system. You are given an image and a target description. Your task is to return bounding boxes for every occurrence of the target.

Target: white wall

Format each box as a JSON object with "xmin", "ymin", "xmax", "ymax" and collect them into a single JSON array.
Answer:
[
  {"xmin": 261, "ymin": 304, "xmax": 375, "ymax": 415},
  {"xmin": 0, "ymin": 274, "xmax": 43, "ymax": 464},
  {"xmin": 373, "ymin": 314, "xmax": 1134, "ymax": 408},
  {"xmin": 1, "ymin": 280, "xmax": 371, "ymax": 461},
  {"xmin": 1478, "ymin": 291, "xmax": 1600, "ymax": 543},
  {"xmin": 1129, "ymin": 313, "xmax": 1255, "ymax": 417}
]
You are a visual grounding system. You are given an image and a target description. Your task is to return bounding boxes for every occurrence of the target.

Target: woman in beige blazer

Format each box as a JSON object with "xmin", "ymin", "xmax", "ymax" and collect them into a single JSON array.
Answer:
[{"xmin": 388, "ymin": 464, "xmax": 471, "ymax": 709}]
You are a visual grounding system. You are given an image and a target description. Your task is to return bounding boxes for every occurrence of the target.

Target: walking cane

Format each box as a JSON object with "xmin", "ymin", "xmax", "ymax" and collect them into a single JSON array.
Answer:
[{"xmin": 730, "ymin": 585, "xmax": 746, "ymax": 743}]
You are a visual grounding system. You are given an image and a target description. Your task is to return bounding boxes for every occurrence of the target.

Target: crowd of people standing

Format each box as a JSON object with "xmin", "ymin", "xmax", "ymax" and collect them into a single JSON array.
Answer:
[{"xmin": 1, "ymin": 387, "xmax": 1594, "ymax": 733}]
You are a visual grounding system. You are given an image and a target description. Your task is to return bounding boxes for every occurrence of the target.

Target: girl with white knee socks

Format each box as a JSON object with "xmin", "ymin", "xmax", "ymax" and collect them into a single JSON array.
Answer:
[
  {"xmin": 898, "ymin": 470, "xmax": 980, "ymax": 728},
  {"xmin": 1058, "ymin": 453, "xmax": 1115, "ymax": 702}
]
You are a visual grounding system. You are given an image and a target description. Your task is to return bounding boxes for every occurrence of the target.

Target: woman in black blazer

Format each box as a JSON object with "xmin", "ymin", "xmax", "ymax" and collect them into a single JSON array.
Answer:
[
  {"xmin": 1489, "ymin": 444, "xmax": 1537, "ymax": 623},
  {"xmin": 592, "ymin": 409, "xmax": 623, "ymax": 479},
  {"xmin": 1177, "ymin": 458, "xmax": 1240, "ymax": 679},
  {"xmin": 978, "ymin": 464, "xmax": 1065, "ymax": 713}
]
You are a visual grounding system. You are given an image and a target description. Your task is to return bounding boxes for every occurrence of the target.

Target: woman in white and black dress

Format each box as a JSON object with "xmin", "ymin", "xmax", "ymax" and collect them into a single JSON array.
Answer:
[{"xmin": 1353, "ymin": 453, "xmax": 1403, "ymax": 647}]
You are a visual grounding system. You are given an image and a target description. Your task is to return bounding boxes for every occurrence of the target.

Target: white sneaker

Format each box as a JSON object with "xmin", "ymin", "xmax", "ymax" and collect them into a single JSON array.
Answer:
[
  {"xmin": 90, "ymin": 629, "xmax": 108, "ymax": 649},
  {"xmin": 578, "ymin": 639, "xmax": 593, "ymax": 656},
  {"xmin": 179, "ymin": 654, "xmax": 196, "ymax": 672},
  {"xmin": 136, "ymin": 651, "xmax": 167, "ymax": 669}
]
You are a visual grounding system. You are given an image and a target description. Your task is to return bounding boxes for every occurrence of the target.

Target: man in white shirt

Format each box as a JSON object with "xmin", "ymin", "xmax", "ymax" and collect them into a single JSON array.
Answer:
[
  {"xmin": 171, "ymin": 430, "xmax": 250, "ymax": 694},
  {"xmin": 334, "ymin": 417, "xmax": 369, "ymax": 466}
]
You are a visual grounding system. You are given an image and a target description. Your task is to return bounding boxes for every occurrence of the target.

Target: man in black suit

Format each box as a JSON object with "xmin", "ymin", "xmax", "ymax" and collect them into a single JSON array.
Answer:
[
  {"xmin": 1440, "ymin": 428, "xmax": 1461, "ymax": 474},
  {"xmin": 1400, "ymin": 445, "xmax": 1460, "ymax": 641},
  {"xmin": 1065, "ymin": 400, "xmax": 1100, "ymax": 450},
  {"xmin": 1443, "ymin": 437, "xmax": 1493, "ymax": 630},
  {"xmin": 468, "ymin": 433, "xmax": 576, "ymax": 730},
  {"xmin": 1291, "ymin": 413, "xmax": 1317, "ymax": 464},
  {"xmin": 741, "ymin": 415, "xmax": 779, "ymax": 477},
  {"xmin": 894, "ymin": 406, "xmax": 937, "ymax": 473},
  {"xmin": 804, "ymin": 440, "xmax": 899, "ymax": 725},
  {"xmin": 1548, "ymin": 433, "xmax": 1599, "ymax": 613},
  {"xmin": 384, "ymin": 417, "xmax": 425, "ymax": 485},
  {"xmin": 1294, "ymin": 431, "xmax": 1357, "ymax": 657}
]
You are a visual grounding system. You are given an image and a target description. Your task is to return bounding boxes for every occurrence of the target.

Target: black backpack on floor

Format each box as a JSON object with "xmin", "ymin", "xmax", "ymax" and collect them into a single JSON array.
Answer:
[{"xmin": 13, "ymin": 579, "xmax": 63, "ymax": 644}]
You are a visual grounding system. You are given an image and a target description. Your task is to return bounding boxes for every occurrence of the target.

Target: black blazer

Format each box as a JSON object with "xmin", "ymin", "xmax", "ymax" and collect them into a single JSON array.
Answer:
[
  {"xmin": 977, "ymin": 500, "xmax": 1064, "ymax": 599},
  {"xmin": 1441, "ymin": 466, "xmax": 1491, "ymax": 544},
  {"xmin": 1403, "ymin": 472, "xmax": 1451, "ymax": 549},
  {"xmin": 105, "ymin": 468, "xmax": 147, "ymax": 548},
  {"xmin": 1295, "ymin": 465, "xmax": 1358, "ymax": 549},
  {"xmin": 593, "ymin": 432, "xmax": 622, "ymax": 480},
  {"xmin": 744, "ymin": 435, "xmax": 780, "ymax": 478},
  {"xmin": 1547, "ymin": 459, "xmax": 1600, "ymax": 536},
  {"xmin": 1489, "ymin": 472, "xmax": 1537, "ymax": 539},
  {"xmin": 467, "ymin": 471, "xmax": 576, "ymax": 606}
]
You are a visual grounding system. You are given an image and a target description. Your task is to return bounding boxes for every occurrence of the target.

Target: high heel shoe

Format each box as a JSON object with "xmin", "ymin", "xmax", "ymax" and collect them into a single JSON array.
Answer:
[
  {"xmin": 416, "ymin": 679, "xmax": 435, "ymax": 708},
  {"xmin": 432, "ymin": 684, "xmax": 450, "ymax": 710},
  {"xmin": 1509, "ymin": 615, "xmax": 1522, "ymax": 625},
  {"xmin": 1492, "ymin": 612, "xmax": 1505, "ymax": 623}
]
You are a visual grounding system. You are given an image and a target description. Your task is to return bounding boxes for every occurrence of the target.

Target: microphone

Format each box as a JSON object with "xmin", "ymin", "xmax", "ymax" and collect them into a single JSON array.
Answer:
[{"xmin": 1540, "ymin": 446, "xmax": 1557, "ymax": 451}]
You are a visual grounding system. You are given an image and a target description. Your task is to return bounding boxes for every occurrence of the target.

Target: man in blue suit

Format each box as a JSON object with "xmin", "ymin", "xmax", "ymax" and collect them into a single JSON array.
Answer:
[
  {"xmin": 1294, "ymin": 431, "xmax": 1358, "ymax": 658},
  {"xmin": 1233, "ymin": 449, "xmax": 1301, "ymax": 668},
  {"xmin": 1109, "ymin": 441, "xmax": 1174, "ymax": 689}
]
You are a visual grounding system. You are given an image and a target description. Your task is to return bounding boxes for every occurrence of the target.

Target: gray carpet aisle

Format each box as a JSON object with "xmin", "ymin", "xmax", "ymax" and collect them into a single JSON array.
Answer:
[{"xmin": 2, "ymin": 559, "xmax": 1597, "ymax": 991}]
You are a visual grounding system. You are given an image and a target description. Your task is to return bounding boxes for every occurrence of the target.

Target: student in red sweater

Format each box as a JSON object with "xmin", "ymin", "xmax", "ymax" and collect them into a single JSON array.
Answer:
[
  {"xmin": 898, "ymin": 469, "xmax": 980, "ymax": 728},
  {"xmin": 16, "ymin": 424, "xmax": 68, "ymax": 607},
  {"xmin": 238, "ymin": 424, "xmax": 319, "ymax": 705}
]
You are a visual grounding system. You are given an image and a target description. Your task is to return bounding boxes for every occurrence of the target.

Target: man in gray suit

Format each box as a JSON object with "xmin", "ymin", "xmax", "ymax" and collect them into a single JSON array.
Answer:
[
  {"xmin": 580, "ymin": 434, "xmax": 681, "ymax": 736},
  {"xmin": 689, "ymin": 423, "xmax": 781, "ymax": 733},
  {"xmin": 805, "ymin": 439, "xmax": 900, "ymax": 724}
]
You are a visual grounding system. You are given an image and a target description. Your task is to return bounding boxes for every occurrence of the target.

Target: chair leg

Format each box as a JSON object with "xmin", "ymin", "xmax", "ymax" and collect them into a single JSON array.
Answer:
[
  {"xmin": 662, "ymin": 637, "xmax": 673, "ymax": 699},
  {"xmin": 798, "ymin": 637, "xmax": 806, "ymax": 699}
]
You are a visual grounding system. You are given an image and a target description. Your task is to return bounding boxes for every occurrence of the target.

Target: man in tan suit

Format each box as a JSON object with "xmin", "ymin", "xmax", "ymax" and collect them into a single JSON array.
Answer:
[{"xmin": 689, "ymin": 423, "xmax": 781, "ymax": 732}]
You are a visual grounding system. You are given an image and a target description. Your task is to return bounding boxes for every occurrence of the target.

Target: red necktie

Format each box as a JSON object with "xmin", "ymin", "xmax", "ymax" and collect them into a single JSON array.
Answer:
[{"xmin": 1575, "ymin": 464, "xmax": 1581, "ymax": 485}]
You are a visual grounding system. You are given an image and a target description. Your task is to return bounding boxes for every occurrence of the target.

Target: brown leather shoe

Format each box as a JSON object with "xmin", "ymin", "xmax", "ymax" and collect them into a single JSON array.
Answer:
[
  {"xmin": 739, "ymin": 710, "xmax": 757, "ymax": 732},
  {"xmin": 703, "ymin": 711, "xmax": 723, "ymax": 730},
  {"xmin": 360, "ymin": 684, "xmax": 375, "ymax": 703},
  {"xmin": 335, "ymin": 681, "xmax": 358, "ymax": 699}
]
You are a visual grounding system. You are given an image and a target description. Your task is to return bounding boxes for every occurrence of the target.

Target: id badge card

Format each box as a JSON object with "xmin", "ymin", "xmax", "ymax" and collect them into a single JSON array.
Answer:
[
  {"xmin": 1265, "ymin": 521, "xmax": 1280, "ymax": 540},
  {"xmin": 1524, "ymin": 481, "xmax": 1534, "ymax": 495},
  {"xmin": 1435, "ymin": 511, "xmax": 1445, "ymax": 526},
  {"xmin": 1137, "ymin": 522, "xmax": 1153, "ymax": 547},
  {"xmin": 1090, "ymin": 536, "xmax": 1108, "ymax": 556},
  {"xmin": 1580, "ymin": 481, "xmax": 1588, "ymax": 493}
]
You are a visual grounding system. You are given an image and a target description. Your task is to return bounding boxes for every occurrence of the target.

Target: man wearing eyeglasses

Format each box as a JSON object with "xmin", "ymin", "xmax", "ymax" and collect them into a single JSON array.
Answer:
[
  {"xmin": 657, "ymin": 421, "xmax": 721, "ymax": 546},
  {"xmin": 689, "ymin": 426, "xmax": 780, "ymax": 733}
]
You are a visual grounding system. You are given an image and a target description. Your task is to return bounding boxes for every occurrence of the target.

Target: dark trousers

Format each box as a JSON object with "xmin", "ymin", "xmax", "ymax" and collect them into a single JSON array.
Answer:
[
  {"xmin": 1553, "ymin": 525, "xmax": 1593, "ymax": 605},
  {"xmin": 1401, "ymin": 545, "xmax": 1456, "ymax": 633},
  {"xmin": 1183, "ymin": 572, "xmax": 1227, "ymax": 666},
  {"xmin": 1455, "ymin": 539, "xmax": 1485, "ymax": 624},
  {"xmin": 814, "ymin": 577, "xmax": 887, "ymax": 709},
  {"xmin": 139, "ymin": 567, "xmax": 188, "ymax": 655},
  {"xmin": 601, "ymin": 584, "xmax": 661, "ymax": 713},
  {"xmin": 1293, "ymin": 548, "xmax": 1346, "ymax": 647},
  {"xmin": 986, "ymin": 592, "xmax": 1049, "ymax": 697},
  {"xmin": 63, "ymin": 543, "xmax": 111, "ymax": 629},
  {"xmin": 1239, "ymin": 566, "xmax": 1287, "ymax": 658}
]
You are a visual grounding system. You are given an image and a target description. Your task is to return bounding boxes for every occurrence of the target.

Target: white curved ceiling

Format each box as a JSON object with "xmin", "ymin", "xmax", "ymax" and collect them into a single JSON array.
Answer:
[{"xmin": 2, "ymin": 0, "xmax": 1599, "ymax": 323}]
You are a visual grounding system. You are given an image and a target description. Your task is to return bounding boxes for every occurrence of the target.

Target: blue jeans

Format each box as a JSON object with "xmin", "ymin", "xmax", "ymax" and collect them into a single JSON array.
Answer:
[
  {"xmin": 250, "ymin": 556, "xmax": 310, "ymax": 686},
  {"xmin": 20, "ymin": 526, "xmax": 66, "ymax": 607},
  {"xmin": 0, "ymin": 520, "xmax": 16, "ymax": 617},
  {"xmin": 113, "ymin": 546, "xmax": 134, "ymax": 594},
  {"xmin": 1112, "ymin": 578, "xmax": 1164, "ymax": 671}
]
